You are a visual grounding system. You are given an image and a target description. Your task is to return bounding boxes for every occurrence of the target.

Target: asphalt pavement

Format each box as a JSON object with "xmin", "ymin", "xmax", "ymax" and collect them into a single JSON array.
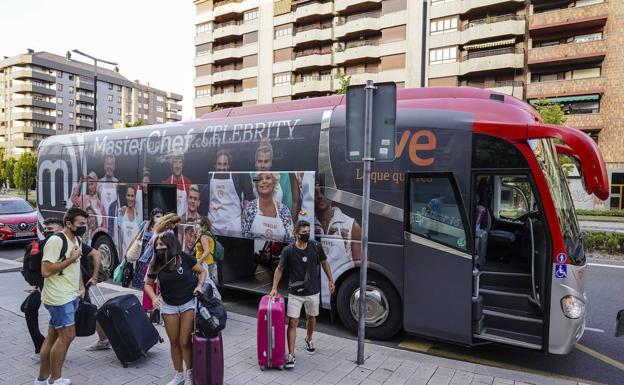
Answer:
[{"xmin": 1, "ymin": 243, "xmax": 622, "ymax": 384}]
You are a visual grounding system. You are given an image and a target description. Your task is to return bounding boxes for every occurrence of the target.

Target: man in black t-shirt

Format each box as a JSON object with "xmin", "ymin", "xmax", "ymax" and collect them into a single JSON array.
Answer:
[{"xmin": 270, "ymin": 219, "xmax": 335, "ymax": 369}]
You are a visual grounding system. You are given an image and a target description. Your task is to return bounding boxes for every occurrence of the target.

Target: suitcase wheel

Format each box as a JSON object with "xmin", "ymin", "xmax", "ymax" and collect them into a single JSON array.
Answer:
[
  {"xmin": 259, "ymin": 365, "xmax": 265, "ymax": 371},
  {"xmin": 159, "ymin": 337, "xmax": 164, "ymax": 343},
  {"xmin": 122, "ymin": 362, "xmax": 128, "ymax": 368},
  {"xmin": 278, "ymin": 365, "xmax": 284, "ymax": 370}
]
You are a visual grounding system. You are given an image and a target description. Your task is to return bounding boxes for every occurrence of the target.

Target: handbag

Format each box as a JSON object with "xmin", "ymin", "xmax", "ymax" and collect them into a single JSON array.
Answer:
[
  {"xmin": 150, "ymin": 308, "xmax": 161, "ymax": 324},
  {"xmin": 113, "ymin": 259, "xmax": 126, "ymax": 284},
  {"xmin": 125, "ymin": 225, "xmax": 145, "ymax": 263},
  {"xmin": 122, "ymin": 262, "xmax": 134, "ymax": 288},
  {"xmin": 20, "ymin": 290, "xmax": 41, "ymax": 312},
  {"xmin": 196, "ymin": 291, "xmax": 227, "ymax": 338},
  {"xmin": 75, "ymin": 298, "xmax": 97, "ymax": 337}
]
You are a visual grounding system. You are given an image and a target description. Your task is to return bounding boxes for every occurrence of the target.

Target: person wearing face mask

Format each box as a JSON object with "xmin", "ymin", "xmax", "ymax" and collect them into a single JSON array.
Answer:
[
  {"xmin": 144, "ymin": 231, "xmax": 207, "ymax": 385},
  {"xmin": 269, "ymin": 220, "xmax": 335, "ymax": 370},
  {"xmin": 35, "ymin": 208, "xmax": 89, "ymax": 385}
]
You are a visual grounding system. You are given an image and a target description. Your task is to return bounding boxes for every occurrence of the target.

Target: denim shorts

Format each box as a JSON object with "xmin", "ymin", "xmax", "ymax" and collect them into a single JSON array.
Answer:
[
  {"xmin": 160, "ymin": 298, "xmax": 196, "ymax": 315},
  {"xmin": 44, "ymin": 297, "xmax": 79, "ymax": 329}
]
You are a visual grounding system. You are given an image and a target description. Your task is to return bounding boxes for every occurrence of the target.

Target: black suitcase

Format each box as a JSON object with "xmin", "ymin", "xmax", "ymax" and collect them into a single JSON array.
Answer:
[{"xmin": 96, "ymin": 294, "xmax": 163, "ymax": 367}]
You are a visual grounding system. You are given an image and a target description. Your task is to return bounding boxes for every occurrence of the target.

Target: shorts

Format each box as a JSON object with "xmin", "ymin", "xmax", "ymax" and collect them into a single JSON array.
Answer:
[
  {"xmin": 160, "ymin": 298, "xmax": 196, "ymax": 316},
  {"xmin": 44, "ymin": 297, "xmax": 79, "ymax": 329},
  {"xmin": 287, "ymin": 293, "xmax": 320, "ymax": 318}
]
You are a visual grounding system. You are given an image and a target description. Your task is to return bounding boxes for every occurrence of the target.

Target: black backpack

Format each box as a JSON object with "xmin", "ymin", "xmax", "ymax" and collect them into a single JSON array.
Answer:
[{"xmin": 22, "ymin": 234, "xmax": 68, "ymax": 286}]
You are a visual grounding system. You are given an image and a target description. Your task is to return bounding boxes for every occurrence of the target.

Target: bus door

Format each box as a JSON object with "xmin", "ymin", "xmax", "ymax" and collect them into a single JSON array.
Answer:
[{"xmin": 403, "ymin": 173, "xmax": 473, "ymax": 344}]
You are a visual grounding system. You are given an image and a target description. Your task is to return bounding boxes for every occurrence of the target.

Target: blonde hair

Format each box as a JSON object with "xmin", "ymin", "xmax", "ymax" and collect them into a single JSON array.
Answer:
[
  {"xmin": 154, "ymin": 213, "xmax": 181, "ymax": 233},
  {"xmin": 255, "ymin": 137, "xmax": 273, "ymax": 160},
  {"xmin": 254, "ymin": 172, "xmax": 280, "ymax": 196}
]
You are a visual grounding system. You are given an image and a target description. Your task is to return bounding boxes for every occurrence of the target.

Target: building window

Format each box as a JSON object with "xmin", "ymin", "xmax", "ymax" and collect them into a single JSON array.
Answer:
[
  {"xmin": 196, "ymin": 22, "xmax": 213, "ymax": 35},
  {"xmin": 69, "ymin": 124, "xmax": 74, "ymax": 131},
  {"xmin": 69, "ymin": 99, "xmax": 74, "ymax": 107},
  {"xmin": 117, "ymin": 85, "xmax": 122, "ymax": 92},
  {"xmin": 57, "ymin": 97, "xmax": 63, "ymax": 105},
  {"xmin": 196, "ymin": 87, "xmax": 211, "ymax": 97},
  {"xmin": 157, "ymin": 95, "xmax": 164, "ymax": 102},
  {"xmin": 118, "ymin": 96, "xmax": 122, "ymax": 103},
  {"xmin": 69, "ymin": 112, "xmax": 74, "ymax": 119},
  {"xmin": 244, "ymin": 9, "xmax": 258, "ymax": 22},
  {"xmin": 157, "ymin": 117, "xmax": 164, "ymax": 123},
  {"xmin": 57, "ymin": 84, "xmax": 63, "ymax": 92},
  {"xmin": 274, "ymin": 73, "xmax": 291, "ymax": 85},
  {"xmin": 117, "ymin": 108, "xmax": 122, "ymax": 115},
  {"xmin": 531, "ymin": 67, "xmax": 601, "ymax": 83},
  {"xmin": 57, "ymin": 110, "xmax": 63, "ymax": 118},
  {"xmin": 108, "ymin": 106, "xmax": 113, "ymax": 114},
  {"xmin": 320, "ymin": 70, "xmax": 332, "ymax": 80},
  {"xmin": 143, "ymin": 103, "xmax": 149, "ymax": 109},
  {"xmin": 108, "ymin": 83, "xmax": 113, "ymax": 90},
  {"xmin": 275, "ymin": 24, "xmax": 292, "ymax": 38},
  {"xmin": 157, "ymin": 106, "xmax": 164, "ymax": 112},
  {"xmin": 430, "ymin": 17, "xmax": 458, "ymax": 35},
  {"xmin": 107, "ymin": 118, "xmax": 113, "ymax": 125},
  {"xmin": 56, "ymin": 71, "xmax": 63, "ymax": 78},
  {"xmin": 196, "ymin": 43, "xmax": 212, "ymax": 56},
  {"xmin": 68, "ymin": 74, "xmax": 74, "ymax": 81},
  {"xmin": 108, "ymin": 94, "xmax": 113, "ymax": 102},
  {"xmin": 429, "ymin": 46, "xmax": 457, "ymax": 64},
  {"xmin": 57, "ymin": 123, "xmax": 63, "ymax": 130},
  {"xmin": 68, "ymin": 86, "xmax": 74, "ymax": 94}
]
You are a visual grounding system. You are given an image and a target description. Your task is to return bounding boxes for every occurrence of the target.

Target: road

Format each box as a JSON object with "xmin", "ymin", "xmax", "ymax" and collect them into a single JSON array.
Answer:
[
  {"xmin": 580, "ymin": 220, "xmax": 624, "ymax": 233},
  {"xmin": 2, "ymin": 244, "xmax": 622, "ymax": 385}
]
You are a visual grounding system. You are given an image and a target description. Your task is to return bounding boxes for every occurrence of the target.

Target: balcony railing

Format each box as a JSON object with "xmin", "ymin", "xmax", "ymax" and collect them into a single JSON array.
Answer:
[
  {"xmin": 214, "ymin": 0, "xmax": 241, "ymax": 7},
  {"xmin": 294, "ymin": 75, "xmax": 333, "ymax": 83},
  {"xmin": 213, "ymin": 43, "xmax": 243, "ymax": 51},
  {"xmin": 213, "ymin": 65, "xmax": 243, "ymax": 73},
  {"xmin": 336, "ymin": 10, "xmax": 381, "ymax": 25},
  {"xmin": 464, "ymin": 14, "xmax": 524, "ymax": 30},
  {"xmin": 295, "ymin": 23, "xmax": 332, "ymax": 33},
  {"xmin": 341, "ymin": 67, "xmax": 380, "ymax": 76},
  {"xmin": 462, "ymin": 47, "xmax": 520, "ymax": 61},
  {"xmin": 463, "ymin": 80, "xmax": 524, "ymax": 88},
  {"xmin": 294, "ymin": 48, "xmax": 332, "ymax": 58},
  {"xmin": 214, "ymin": 20, "xmax": 242, "ymax": 29},
  {"xmin": 335, "ymin": 39, "xmax": 380, "ymax": 52}
]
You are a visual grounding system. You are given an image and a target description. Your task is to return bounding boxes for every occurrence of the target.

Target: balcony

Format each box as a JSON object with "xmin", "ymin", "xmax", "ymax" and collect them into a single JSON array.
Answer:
[
  {"xmin": 430, "ymin": 0, "xmax": 524, "ymax": 19},
  {"xmin": 76, "ymin": 106, "xmax": 94, "ymax": 116},
  {"xmin": 564, "ymin": 113, "xmax": 604, "ymax": 131},
  {"xmin": 461, "ymin": 16, "xmax": 525, "ymax": 45},
  {"xmin": 343, "ymin": 69, "xmax": 406, "ymax": 86},
  {"xmin": 335, "ymin": 12, "xmax": 381, "ymax": 38},
  {"xmin": 167, "ymin": 102, "xmax": 183, "ymax": 111},
  {"xmin": 334, "ymin": 41, "xmax": 380, "ymax": 64},
  {"xmin": 529, "ymin": 2, "xmax": 607, "ymax": 36},
  {"xmin": 12, "ymin": 112, "xmax": 56, "ymax": 123},
  {"xmin": 213, "ymin": 20, "xmax": 258, "ymax": 40},
  {"xmin": 76, "ymin": 118, "xmax": 94, "ymax": 129},
  {"xmin": 294, "ymin": 27, "xmax": 332, "ymax": 46},
  {"xmin": 528, "ymin": 40, "xmax": 606, "ymax": 67},
  {"xmin": 293, "ymin": 78, "xmax": 332, "ymax": 95},
  {"xmin": 194, "ymin": 31, "xmax": 214, "ymax": 46},
  {"xmin": 460, "ymin": 47, "xmax": 524, "ymax": 75},
  {"xmin": 75, "ymin": 93, "xmax": 95, "ymax": 104},
  {"xmin": 77, "ymin": 79, "xmax": 94, "ymax": 91},
  {"xmin": 526, "ymin": 77, "xmax": 606, "ymax": 99},
  {"xmin": 11, "ymin": 69, "xmax": 55, "ymax": 83},
  {"xmin": 11, "ymin": 98, "xmax": 55, "ymax": 110},
  {"xmin": 11, "ymin": 125, "xmax": 56, "ymax": 136},
  {"xmin": 335, "ymin": 0, "xmax": 381, "ymax": 14},
  {"xmin": 194, "ymin": 95, "xmax": 213, "ymax": 108},
  {"xmin": 293, "ymin": 51, "xmax": 332, "ymax": 70},
  {"xmin": 11, "ymin": 138, "xmax": 41, "ymax": 148},
  {"xmin": 166, "ymin": 111, "xmax": 182, "ymax": 120},
  {"xmin": 212, "ymin": 88, "xmax": 257, "ymax": 105},
  {"xmin": 462, "ymin": 81, "xmax": 524, "ymax": 99},
  {"xmin": 212, "ymin": 66, "xmax": 257, "ymax": 83},
  {"xmin": 11, "ymin": 84, "xmax": 55, "ymax": 96},
  {"xmin": 294, "ymin": 1, "xmax": 333, "ymax": 21},
  {"xmin": 212, "ymin": 43, "xmax": 258, "ymax": 62},
  {"xmin": 213, "ymin": 0, "xmax": 258, "ymax": 19}
]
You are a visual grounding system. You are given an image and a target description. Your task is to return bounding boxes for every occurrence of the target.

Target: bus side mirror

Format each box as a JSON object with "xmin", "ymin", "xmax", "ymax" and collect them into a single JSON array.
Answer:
[{"xmin": 616, "ymin": 310, "xmax": 624, "ymax": 337}]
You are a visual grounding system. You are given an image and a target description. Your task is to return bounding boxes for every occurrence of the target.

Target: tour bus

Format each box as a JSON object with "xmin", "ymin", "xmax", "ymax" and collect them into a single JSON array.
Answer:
[{"xmin": 36, "ymin": 87, "xmax": 608, "ymax": 355}]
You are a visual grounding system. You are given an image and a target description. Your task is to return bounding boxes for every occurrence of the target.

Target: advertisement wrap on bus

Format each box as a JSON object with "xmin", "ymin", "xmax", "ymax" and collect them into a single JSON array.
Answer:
[{"xmin": 37, "ymin": 87, "xmax": 609, "ymax": 354}]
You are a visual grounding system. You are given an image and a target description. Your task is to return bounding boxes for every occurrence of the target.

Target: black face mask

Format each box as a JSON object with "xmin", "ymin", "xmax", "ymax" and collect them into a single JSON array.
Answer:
[
  {"xmin": 155, "ymin": 249, "xmax": 167, "ymax": 260},
  {"xmin": 299, "ymin": 233, "xmax": 310, "ymax": 243},
  {"xmin": 43, "ymin": 230, "xmax": 54, "ymax": 238},
  {"xmin": 72, "ymin": 225, "xmax": 87, "ymax": 237}
]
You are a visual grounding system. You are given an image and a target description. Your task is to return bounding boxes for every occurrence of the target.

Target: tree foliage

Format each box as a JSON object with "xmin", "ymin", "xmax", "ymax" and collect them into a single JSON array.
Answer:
[
  {"xmin": 534, "ymin": 98, "xmax": 566, "ymax": 125},
  {"xmin": 336, "ymin": 75, "xmax": 351, "ymax": 95},
  {"xmin": 124, "ymin": 120, "xmax": 144, "ymax": 127},
  {"xmin": 211, "ymin": 104, "xmax": 222, "ymax": 112},
  {"xmin": 13, "ymin": 152, "xmax": 37, "ymax": 191}
]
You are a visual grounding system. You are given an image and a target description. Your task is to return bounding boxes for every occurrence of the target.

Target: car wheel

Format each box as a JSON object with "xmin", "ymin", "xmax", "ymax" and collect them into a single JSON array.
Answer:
[{"xmin": 336, "ymin": 271, "xmax": 402, "ymax": 340}]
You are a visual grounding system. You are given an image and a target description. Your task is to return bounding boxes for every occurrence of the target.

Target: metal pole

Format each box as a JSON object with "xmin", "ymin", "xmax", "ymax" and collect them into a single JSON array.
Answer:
[
  {"xmin": 93, "ymin": 60, "xmax": 98, "ymax": 130},
  {"xmin": 420, "ymin": 0, "xmax": 428, "ymax": 88},
  {"xmin": 24, "ymin": 170, "xmax": 28, "ymax": 201},
  {"xmin": 357, "ymin": 79, "xmax": 375, "ymax": 365}
]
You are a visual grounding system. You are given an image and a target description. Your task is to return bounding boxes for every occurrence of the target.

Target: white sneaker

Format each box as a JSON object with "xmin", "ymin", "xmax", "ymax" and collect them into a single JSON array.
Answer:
[
  {"xmin": 31, "ymin": 353, "xmax": 40, "ymax": 363},
  {"xmin": 85, "ymin": 340, "xmax": 111, "ymax": 351},
  {"xmin": 165, "ymin": 372, "xmax": 185, "ymax": 385},
  {"xmin": 184, "ymin": 369, "xmax": 193, "ymax": 385},
  {"xmin": 33, "ymin": 378, "xmax": 48, "ymax": 385},
  {"xmin": 48, "ymin": 378, "xmax": 71, "ymax": 385}
]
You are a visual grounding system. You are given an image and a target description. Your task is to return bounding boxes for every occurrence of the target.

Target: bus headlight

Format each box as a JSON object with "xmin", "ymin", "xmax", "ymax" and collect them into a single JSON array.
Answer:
[{"xmin": 561, "ymin": 295, "xmax": 585, "ymax": 319}]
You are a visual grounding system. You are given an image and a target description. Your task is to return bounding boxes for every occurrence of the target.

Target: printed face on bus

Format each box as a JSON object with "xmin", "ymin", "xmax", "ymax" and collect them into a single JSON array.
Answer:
[
  {"xmin": 314, "ymin": 184, "xmax": 331, "ymax": 212},
  {"xmin": 87, "ymin": 178, "xmax": 97, "ymax": 196},
  {"xmin": 214, "ymin": 154, "xmax": 230, "ymax": 172},
  {"xmin": 104, "ymin": 156, "xmax": 115, "ymax": 178},
  {"xmin": 171, "ymin": 156, "xmax": 184, "ymax": 177},
  {"xmin": 126, "ymin": 187, "xmax": 136, "ymax": 209},
  {"xmin": 255, "ymin": 150, "xmax": 272, "ymax": 171},
  {"xmin": 255, "ymin": 173, "xmax": 275, "ymax": 197},
  {"xmin": 187, "ymin": 189, "xmax": 200, "ymax": 214},
  {"xmin": 86, "ymin": 209, "xmax": 97, "ymax": 231}
]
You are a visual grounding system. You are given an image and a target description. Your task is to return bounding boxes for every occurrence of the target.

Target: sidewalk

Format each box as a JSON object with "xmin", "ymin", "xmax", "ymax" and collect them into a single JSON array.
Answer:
[{"xmin": 0, "ymin": 270, "xmax": 592, "ymax": 385}]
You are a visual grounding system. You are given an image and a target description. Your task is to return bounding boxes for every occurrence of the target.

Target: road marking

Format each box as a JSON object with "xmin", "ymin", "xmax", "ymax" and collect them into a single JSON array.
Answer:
[
  {"xmin": 588, "ymin": 263, "xmax": 624, "ymax": 269},
  {"xmin": 585, "ymin": 327, "xmax": 605, "ymax": 334},
  {"xmin": 576, "ymin": 343, "xmax": 624, "ymax": 372}
]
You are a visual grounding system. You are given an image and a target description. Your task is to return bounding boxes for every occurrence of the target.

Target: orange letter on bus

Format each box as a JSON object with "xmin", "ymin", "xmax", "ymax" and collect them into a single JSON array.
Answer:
[{"xmin": 409, "ymin": 130, "xmax": 436, "ymax": 166}]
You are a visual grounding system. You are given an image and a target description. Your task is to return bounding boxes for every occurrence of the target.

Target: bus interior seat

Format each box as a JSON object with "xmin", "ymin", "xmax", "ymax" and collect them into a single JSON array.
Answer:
[
  {"xmin": 476, "ymin": 178, "xmax": 516, "ymax": 263},
  {"xmin": 474, "ymin": 205, "xmax": 489, "ymax": 267}
]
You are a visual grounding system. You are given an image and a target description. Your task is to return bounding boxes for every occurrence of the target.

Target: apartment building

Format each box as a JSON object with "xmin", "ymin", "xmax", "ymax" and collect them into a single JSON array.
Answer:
[
  {"xmin": 0, "ymin": 50, "xmax": 183, "ymax": 157},
  {"xmin": 193, "ymin": 0, "xmax": 422, "ymax": 117}
]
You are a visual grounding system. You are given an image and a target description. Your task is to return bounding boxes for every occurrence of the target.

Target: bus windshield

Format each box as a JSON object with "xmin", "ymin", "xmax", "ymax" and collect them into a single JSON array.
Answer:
[{"xmin": 530, "ymin": 138, "xmax": 583, "ymax": 264}]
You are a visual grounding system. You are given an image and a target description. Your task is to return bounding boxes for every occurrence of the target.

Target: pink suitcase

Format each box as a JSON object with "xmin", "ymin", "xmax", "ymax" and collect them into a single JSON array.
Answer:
[
  {"xmin": 257, "ymin": 294, "xmax": 286, "ymax": 370},
  {"xmin": 193, "ymin": 332, "xmax": 224, "ymax": 385}
]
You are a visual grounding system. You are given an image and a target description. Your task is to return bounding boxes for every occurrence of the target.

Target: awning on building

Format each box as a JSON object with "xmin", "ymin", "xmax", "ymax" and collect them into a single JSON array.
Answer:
[
  {"xmin": 463, "ymin": 38, "xmax": 516, "ymax": 50},
  {"xmin": 529, "ymin": 94, "xmax": 600, "ymax": 104}
]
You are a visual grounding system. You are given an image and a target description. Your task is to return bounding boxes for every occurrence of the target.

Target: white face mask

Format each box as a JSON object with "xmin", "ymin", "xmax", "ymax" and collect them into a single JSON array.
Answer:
[{"xmin": 154, "ymin": 217, "xmax": 162, "ymax": 223}]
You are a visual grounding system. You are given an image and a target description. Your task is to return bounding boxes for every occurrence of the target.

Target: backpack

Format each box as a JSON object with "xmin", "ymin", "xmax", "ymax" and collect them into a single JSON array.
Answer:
[
  {"xmin": 22, "ymin": 234, "xmax": 68, "ymax": 285},
  {"xmin": 196, "ymin": 231, "xmax": 225, "ymax": 262}
]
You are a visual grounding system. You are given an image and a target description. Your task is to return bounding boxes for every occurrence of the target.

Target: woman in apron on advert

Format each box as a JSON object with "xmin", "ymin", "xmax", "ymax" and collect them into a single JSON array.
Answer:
[
  {"xmin": 118, "ymin": 185, "xmax": 142, "ymax": 259},
  {"xmin": 242, "ymin": 172, "xmax": 294, "ymax": 243},
  {"xmin": 208, "ymin": 172, "xmax": 243, "ymax": 238},
  {"xmin": 69, "ymin": 171, "xmax": 107, "ymax": 228},
  {"xmin": 162, "ymin": 154, "xmax": 192, "ymax": 217}
]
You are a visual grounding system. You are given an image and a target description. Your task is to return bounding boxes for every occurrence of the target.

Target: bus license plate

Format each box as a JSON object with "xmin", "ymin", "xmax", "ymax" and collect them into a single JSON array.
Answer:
[{"xmin": 16, "ymin": 231, "xmax": 33, "ymax": 238}]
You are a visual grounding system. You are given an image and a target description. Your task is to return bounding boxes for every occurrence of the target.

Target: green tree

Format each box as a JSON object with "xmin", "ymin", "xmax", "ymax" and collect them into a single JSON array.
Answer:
[
  {"xmin": 124, "ymin": 120, "xmax": 144, "ymax": 127},
  {"xmin": 211, "ymin": 104, "xmax": 222, "ymax": 112},
  {"xmin": 336, "ymin": 75, "xmax": 351, "ymax": 95},
  {"xmin": 5, "ymin": 157, "xmax": 15, "ymax": 188},
  {"xmin": 0, "ymin": 148, "xmax": 6, "ymax": 187},
  {"xmin": 534, "ymin": 98, "xmax": 566, "ymax": 125},
  {"xmin": 13, "ymin": 152, "xmax": 36, "ymax": 191}
]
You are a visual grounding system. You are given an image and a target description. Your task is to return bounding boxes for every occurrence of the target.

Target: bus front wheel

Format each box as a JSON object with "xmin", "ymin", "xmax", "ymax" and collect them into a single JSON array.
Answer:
[
  {"xmin": 336, "ymin": 271, "xmax": 402, "ymax": 340},
  {"xmin": 93, "ymin": 236, "xmax": 118, "ymax": 276}
]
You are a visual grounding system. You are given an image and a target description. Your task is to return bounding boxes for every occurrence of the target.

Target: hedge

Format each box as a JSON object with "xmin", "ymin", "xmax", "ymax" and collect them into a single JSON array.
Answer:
[
  {"xmin": 585, "ymin": 231, "xmax": 624, "ymax": 254},
  {"xmin": 577, "ymin": 209, "xmax": 624, "ymax": 217}
]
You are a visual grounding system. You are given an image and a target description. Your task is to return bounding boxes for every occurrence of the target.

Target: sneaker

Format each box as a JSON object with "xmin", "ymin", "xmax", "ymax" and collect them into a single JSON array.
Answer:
[
  {"xmin": 85, "ymin": 340, "xmax": 110, "ymax": 351},
  {"xmin": 165, "ymin": 372, "xmax": 185, "ymax": 385},
  {"xmin": 304, "ymin": 338, "xmax": 316, "ymax": 354},
  {"xmin": 184, "ymin": 369, "xmax": 193, "ymax": 385},
  {"xmin": 285, "ymin": 353, "xmax": 296, "ymax": 369},
  {"xmin": 31, "ymin": 353, "xmax": 40, "ymax": 363},
  {"xmin": 47, "ymin": 378, "xmax": 71, "ymax": 385},
  {"xmin": 33, "ymin": 378, "xmax": 48, "ymax": 385}
]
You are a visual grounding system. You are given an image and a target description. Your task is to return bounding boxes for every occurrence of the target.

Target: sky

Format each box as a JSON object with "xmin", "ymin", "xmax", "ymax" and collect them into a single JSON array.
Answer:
[{"xmin": 1, "ymin": 0, "xmax": 196, "ymax": 119}]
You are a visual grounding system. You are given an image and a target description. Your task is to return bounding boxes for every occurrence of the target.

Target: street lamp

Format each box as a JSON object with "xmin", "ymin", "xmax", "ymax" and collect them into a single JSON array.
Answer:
[{"xmin": 71, "ymin": 49, "xmax": 118, "ymax": 130}]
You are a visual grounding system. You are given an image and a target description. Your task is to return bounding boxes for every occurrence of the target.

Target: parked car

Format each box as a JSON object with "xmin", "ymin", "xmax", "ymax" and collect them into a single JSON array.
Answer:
[{"xmin": 0, "ymin": 198, "xmax": 37, "ymax": 245}]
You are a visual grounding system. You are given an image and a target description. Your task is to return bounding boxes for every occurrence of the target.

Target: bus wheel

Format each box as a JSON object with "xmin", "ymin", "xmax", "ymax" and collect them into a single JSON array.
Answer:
[
  {"xmin": 94, "ymin": 236, "xmax": 118, "ymax": 276},
  {"xmin": 336, "ymin": 272, "xmax": 402, "ymax": 340}
]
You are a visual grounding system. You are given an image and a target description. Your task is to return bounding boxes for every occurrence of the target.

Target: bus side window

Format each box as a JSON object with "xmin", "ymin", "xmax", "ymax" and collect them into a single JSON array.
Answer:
[{"xmin": 408, "ymin": 175, "xmax": 469, "ymax": 252}]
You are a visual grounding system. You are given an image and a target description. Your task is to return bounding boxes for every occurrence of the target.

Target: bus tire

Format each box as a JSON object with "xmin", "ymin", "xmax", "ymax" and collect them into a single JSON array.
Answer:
[
  {"xmin": 93, "ymin": 235, "xmax": 118, "ymax": 276},
  {"xmin": 336, "ymin": 271, "xmax": 402, "ymax": 340}
]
